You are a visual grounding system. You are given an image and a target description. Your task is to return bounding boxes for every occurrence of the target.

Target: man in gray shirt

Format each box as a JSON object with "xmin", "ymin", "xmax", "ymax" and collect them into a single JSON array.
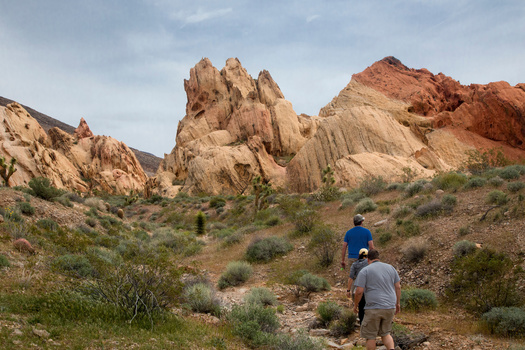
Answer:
[{"xmin": 354, "ymin": 249, "xmax": 401, "ymax": 350}]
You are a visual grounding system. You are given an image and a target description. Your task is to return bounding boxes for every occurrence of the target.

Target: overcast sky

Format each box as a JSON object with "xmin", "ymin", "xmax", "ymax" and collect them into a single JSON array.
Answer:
[{"xmin": 1, "ymin": 1, "xmax": 524, "ymax": 157}]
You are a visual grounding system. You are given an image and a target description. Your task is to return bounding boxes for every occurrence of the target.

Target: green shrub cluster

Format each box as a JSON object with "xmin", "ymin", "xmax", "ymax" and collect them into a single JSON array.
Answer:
[
  {"xmin": 209, "ymin": 196, "xmax": 226, "ymax": 208},
  {"xmin": 17, "ymin": 201, "xmax": 35, "ymax": 215},
  {"xmin": 486, "ymin": 190, "xmax": 508, "ymax": 205},
  {"xmin": 354, "ymin": 198, "xmax": 377, "ymax": 214},
  {"xmin": 453, "ymin": 240, "xmax": 478, "ymax": 258},
  {"xmin": 396, "ymin": 219, "xmax": 420, "ymax": 237},
  {"xmin": 448, "ymin": 248, "xmax": 523, "ymax": 314},
  {"xmin": 488, "ymin": 176, "xmax": 504, "ymax": 187},
  {"xmin": 245, "ymin": 236, "xmax": 293, "ymax": 263},
  {"xmin": 432, "ymin": 172, "xmax": 467, "ymax": 191},
  {"xmin": 292, "ymin": 208, "xmax": 319, "ymax": 235},
  {"xmin": 315, "ymin": 302, "xmax": 358, "ymax": 336},
  {"xmin": 227, "ymin": 303, "xmax": 279, "ymax": 347},
  {"xmin": 0, "ymin": 254, "xmax": 10, "ymax": 268},
  {"xmin": 359, "ymin": 176, "xmax": 387, "ymax": 196},
  {"xmin": 500, "ymin": 167, "xmax": 521, "ymax": 180},
  {"xmin": 415, "ymin": 200, "xmax": 450, "ymax": 218},
  {"xmin": 52, "ymin": 254, "xmax": 94, "ymax": 277},
  {"xmin": 244, "ymin": 287, "xmax": 277, "ymax": 306},
  {"xmin": 404, "ymin": 180, "xmax": 426, "ymax": 197},
  {"xmin": 401, "ymin": 238, "xmax": 428, "ymax": 263},
  {"xmin": 28, "ymin": 177, "xmax": 64, "ymax": 201},
  {"xmin": 482, "ymin": 307, "xmax": 525, "ymax": 337},
  {"xmin": 463, "ymin": 177, "xmax": 486, "ymax": 190},
  {"xmin": 285, "ymin": 270, "xmax": 330, "ymax": 297},
  {"xmin": 317, "ymin": 301, "xmax": 342, "ymax": 326},
  {"xmin": 270, "ymin": 330, "xmax": 324, "ymax": 350},
  {"xmin": 36, "ymin": 218, "xmax": 59, "ymax": 231},
  {"xmin": 183, "ymin": 282, "xmax": 221, "ymax": 315},
  {"xmin": 508, "ymin": 181, "xmax": 525, "ymax": 193},
  {"xmin": 392, "ymin": 205, "xmax": 413, "ymax": 218},
  {"xmin": 308, "ymin": 224, "xmax": 338, "ymax": 267},
  {"xmin": 400, "ymin": 289, "xmax": 438, "ymax": 311},
  {"xmin": 217, "ymin": 261, "xmax": 253, "ymax": 289}
]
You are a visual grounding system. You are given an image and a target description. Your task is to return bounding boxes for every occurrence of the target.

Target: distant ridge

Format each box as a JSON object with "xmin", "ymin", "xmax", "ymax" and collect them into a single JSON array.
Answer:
[{"xmin": 0, "ymin": 96, "xmax": 160, "ymax": 176}]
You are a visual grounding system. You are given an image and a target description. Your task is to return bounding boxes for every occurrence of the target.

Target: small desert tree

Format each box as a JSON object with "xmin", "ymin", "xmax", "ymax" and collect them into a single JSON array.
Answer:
[
  {"xmin": 315, "ymin": 164, "xmax": 340, "ymax": 201},
  {"xmin": 0, "ymin": 155, "xmax": 17, "ymax": 187},
  {"xmin": 195, "ymin": 211, "xmax": 206, "ymax": 235},
  {"xmin": 252, "ymin": 175, "xmax": 273, "ymax": 213}
]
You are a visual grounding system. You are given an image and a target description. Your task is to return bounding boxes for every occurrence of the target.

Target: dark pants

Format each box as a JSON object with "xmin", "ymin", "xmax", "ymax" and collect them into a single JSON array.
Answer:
[{"xmin": 358, "ymin": 294, "xmax": 366, "ymax": 322}]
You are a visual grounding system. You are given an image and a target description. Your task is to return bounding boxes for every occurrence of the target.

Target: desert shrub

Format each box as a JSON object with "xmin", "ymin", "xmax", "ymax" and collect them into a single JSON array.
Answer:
[
  {"xmin": 330, "ymin": 308, "xmax": 358, "ymax": 336},
  {"xmin": 228, "ymin": 302, "xmax": 279, "ymax": 346},
  {"xmin": 458, "ymin": 225, "xmax": 470, "ymax": 236},
  {"xmin": 404, "ymin": 180, "xmax": 427, "ymax": 197},
  {"xmin": 292, "ymin": 208, "xmax": 319, "ymax": 235},
  {"xmin": 183, "ymin": 282, "xmax": 221, "ymax": 315},
  {"xmin": 245, "ymin": 236, "xmax": 293, "ymax": 263},
  {"xmin": 415, "ymin": 200, "xmax": 448, "ymax": 218},
  {"xmin": 453, "ymin": 240, "xmax": 478, "ymax": 258},
  {"xmin": 209, "ymin": 196, "xmax": 226, "ymax": 208},
  {"xmin": 486, "ymin": 190, "xmax": 508, "ymax": 205},
  {"xmin": 85, "ymin": 197, "xmax": 104, "ymax": 210},
  {"xmin": 482, "ymin": 307, "xmax": 525, "ymax": 337},
  {"xmin": 448, "ymin": 248, "xmax": 523, "ymax": 314},
  {"xmin": 85, "ymin": 217, "xmax": 97, "ymax": 227},
  {"xmin": 308, "ymin": 224, "xmax": 338, "ymax": 267},
  {"xmin": 28, "ymin": 177, "xmax": 63, "ymax": 201},
  {"xmin": 151, "ymin": 228, "xmax": 200, "ymax": 256},
  {"xmin": 298, "ymin": 272, "xmax": 330, "ymax": 296},
  {"xmin": 442, "ymin": 194, "xmax": 457, "ymax": 207},
  {"xmin": 400, "ymin": 289, "xmax": 438, "ymax": 311},
  {"xmin": 217, "ymin": 261, "xmax": 253, "ymax": 289},
  {"xmin": 0, "ymin": 254, "xmax": 10, "ymax": 268},
  {"xmin": 354, "ymin": 197, "xmax": 377, "ymax": 214},
  {"xmin": 244, "ymin": 287, "xmax": 277, "ymax": 306},
  {"xmin": 276, "ymin": 195, "xmax": 306, "ymax": 218},
  {"xmin": 401, "ymin": 238, "xmax": 428, "ymax": 263},
  {"xmin": 222, "ymin": 232, "xmax": 243, "ymax": 247},
  {"xmin": 55, "ymin": 194, "xmax": 73, "ymax": 207},
  {"xmin": 317, "ymin": 301, "xmax": 342, "ymax": 327},
  {"xmin": 464, "ymin": 177, "xmax": 486, "ymax": 190},
  {"xmin": 95, "ymin": 235, "xmax": 120, "ymax": 248},
  {"xmin": 378, "ymin": 231, "xmax": 393, "ymax": 246},
  {"xmin": 500, "ymin": 167, "xmax": 521, "ymax": 180},
  {"xmin": 508, "ymin": 181, "xmax": 525, "ymax": 193},
  {"xmin": 270, "ymin": 330, "xmax": 324, "ymax": 350},
  {"xmin": 432, "ymin": 172, "xmax": 467, "ymax": 191},
  {"xmin": 313, "ymin": 185, "xmax": 341, "ymax": 202},
  {"xmin": 52, "ymin": 254, "xmax": 94, "ymax": 277},
  {"xmin": 195, "ymin": 211, "xmax": 206, "ymax": 235},
  {"xmin": 488, "ymin": 176, "xmax": 504, "ymax": 187},
  {"xmin": 264, "ymin": 215, "xmax": 281, "ymax": 227},
  {"xmin": 387, "ymin": 182, "xmax": 406, "ymax": 191},
  {"xmin": 392, "ymin": 205, "xmax": 413, "ymax": 219},
  {"xmin": 86, "ymin": 254, "xmax": 184, "ymax": 323},
  {"xmin": 341, "ymin": 190, "xmax": 367, "ymax": 207},
  {"xmin": 36, "ymin": 218, "xmax": 59, "ymax": 231},
  {"xmin": 17, "ymin": 202, "xmax": 35, "ymax": 215},
  {"xmin": 359, "ymin": 176, "xmax": 387, "ymax": 196},
  {"xmin": 63, "ymin": 191, "xmax": 85, "ymax": 204},
  {"xmin": 396, "ymin": 219, "xmax": 421, "ymax": 237}
]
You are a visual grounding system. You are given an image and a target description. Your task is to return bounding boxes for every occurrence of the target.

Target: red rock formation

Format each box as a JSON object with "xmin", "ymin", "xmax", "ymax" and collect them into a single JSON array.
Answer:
[
  {"xmin": 74, "ymin": 117, "xmax": 94, "ymax": 139},
  {"xmin": 353, "ymin": 57, "xmax": 525, "ymax": 152}
]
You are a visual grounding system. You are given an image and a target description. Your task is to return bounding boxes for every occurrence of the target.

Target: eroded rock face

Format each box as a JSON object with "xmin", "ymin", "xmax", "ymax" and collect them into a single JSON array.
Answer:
[
  {"xmin": 161, "ymin": 57, "xmax": 525, "ymax": 195},
  {"xmin": 353, "ymin": 56, "xmax": 525, "ymax": 152},
  {"xmin": 0, "ymin": 102, "xmax": 147, "ymax": 194},
  {"xmin": 158, "ymin": 58, "xmax": 316, "ymax": 195}
]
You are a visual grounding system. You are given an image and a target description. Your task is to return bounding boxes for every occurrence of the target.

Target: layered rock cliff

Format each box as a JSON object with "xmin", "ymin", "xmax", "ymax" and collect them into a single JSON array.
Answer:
[
  {"xmin": 160, "ymin": 57, "xmax": 525, "ymax": 195},
  {"xmin": 0, "ymin": 103, "xmax": 147, "ymax": 194}
]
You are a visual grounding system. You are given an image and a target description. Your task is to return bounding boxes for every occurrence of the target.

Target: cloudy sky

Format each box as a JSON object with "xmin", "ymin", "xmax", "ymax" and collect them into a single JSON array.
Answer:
[{"xmin": 1, "ymin": 1, "xmax": 523, "ymax": 157}]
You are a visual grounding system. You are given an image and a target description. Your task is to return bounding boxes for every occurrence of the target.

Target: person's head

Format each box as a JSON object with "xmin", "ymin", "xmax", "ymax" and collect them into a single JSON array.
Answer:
[
  {"xmin": 358, "ymin": 248, "xmax": 368, "ymax": 260},
  {"xmin": 367, "ymin": 249, "xmax": 379, "ymax": 261},
  {"xmin": 353, "ymin": 214, "xmax": 365, "ymax": 226}
]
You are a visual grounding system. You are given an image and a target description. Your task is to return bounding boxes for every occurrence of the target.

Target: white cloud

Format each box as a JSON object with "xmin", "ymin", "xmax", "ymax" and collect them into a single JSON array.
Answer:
[
  {"xmin": 306, "ymin": 14, "xmax": 320, "ymax": 23},
  {"xmin": 169, "ymin": 7, "xmax": 233, "ymax": 25}
]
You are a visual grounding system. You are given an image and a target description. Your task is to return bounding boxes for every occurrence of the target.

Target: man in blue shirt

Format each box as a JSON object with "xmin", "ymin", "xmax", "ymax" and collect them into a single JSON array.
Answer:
[{"xmin": 341, "ymin": 214, "xmax": 374, "ymax": 269}]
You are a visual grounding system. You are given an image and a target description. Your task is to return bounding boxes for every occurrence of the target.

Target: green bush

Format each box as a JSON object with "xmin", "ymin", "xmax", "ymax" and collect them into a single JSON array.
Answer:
[
  {"xmin": 52, "ymin": 254, "xmax": 94, "ymax": 277},
  {"xmin": 507, "ymin": 181, "xmax": 525, "ymax": 193},
  {"xmin": 354, "ymin": 198, "xmax": 377, "ymax": 214},
  {"xmin": 401, "ymin": 238, "xmax": 428, "ymax": 263},
  {"xmin": 448, "ymin": 248, "xmax": 523, "ymax": 314},
  {"xmin": 486, "ymin": 190, "xmax": 508, "ymax": 205},
  {"xmin": 17, "ymin": 201, "xmax": 35, "ymax": 215},
  {"xmin": 270, "ymin": 330, "xmax": 324, "ymax": 350},
  {"xmin": 400, "ymin": 289, "xmax": 438, "ymax": 311},
  {"xmin": 184, "ymin": 282, "xmax": 221, "ymax": 315},
  {"xmin": 0, "ymin": 254, "xmax": 10, "ymax": 268},
  {"xmin": 217, "ymin": 261, "xmax": 253, "ymax": 289},
  {"xmin": 464, "ymin": 177, "xmax": 487, "ymax": 190},
  {"xmin": 392, "ymin": 205, "xmax": 413, "ymax": 218},
  {"xmin": 359, "ymin": 176, "xmax": 387, "ymax": 196},
  {"xmin": 195, "ymin": 211, "xmax": 206, "ymax": 235},
  {"xmin": 441, "ymin": 194, "xmax": 457, "ymax": 207},
  {"xmin": 340, "ymin": 190, "xmax": 366, "ymax": 208},
  {"xmin": 488, "ymin": 176, "xmax": 504, "ymax": 187},
  {"xmin": 330, "ymin": 308, "xmax": 358, "ymax": 336},
  {"xmin": 404, "ymin": 181, "xmax": 425, "ymax": 197},
  {"xmin": 245, "ymin": 236, "xmax": 293, "ymax": 263},
  {"xmin": 432, "ymin": 172, "xmax": 467, "ymax": 191},
  {"xmin": 308, "ymin": 224, "xmax": 338, "ymax": 267},
  {"xmin": 55, "ymin": 194, "xmax": 73, "ymax": 207},
  {"xmin": 298, "ymin": 272, "xmax": 330, "ymax": 296},
  {"xmin": 396, "ymin": 219, "xmax": 421, "ymax": 237},
  {"xmin": 28, "ymin": 177, "xmax": 63, "ymax": 201},
  {"xmin": 415, "ymin": 200, "xmax": 450, "ymax": 218},
  {"xmin": 482, "ymin": 307, "xmax": 525, "ymax": 337},
  {"xmin": 378, "ymin": 231, "xmax": 393, "ymax": 246},
  {"xmin": 209, "ymin": 197, "xmax": 226, "ymax": 208},
  {"xmin": 453, "ymin": 240, "xmax": 478, "ymax": 258},
  {"xmin": 500, "ymin": 167, "xmax": 521, "ymax": 180},
  {"xmin": 244, "ymin": 287, "xmax": 277, "ymax": 306},
  {"xmin": 317, "ymin": 301, "xmax": 342, "ymax": 327},
  {"xmin": 292, "ymin": 208, "xmax": 319, "ymax": 235},
  {"xmin": 227, "ymin": 303, "xmax": 279, "ymax": 346},
  {"xmin": 36, "ymin": 218, "xmax": 59, "ymax": 231},
  {"xmin": 458, "ymin": 225, "xmax": 470, "ymax": 236}
]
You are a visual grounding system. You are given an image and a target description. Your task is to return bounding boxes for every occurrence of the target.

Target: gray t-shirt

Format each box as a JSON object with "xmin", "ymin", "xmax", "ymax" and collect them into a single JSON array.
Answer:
[{"xmin": 354, "ymin": 261, "xmax": 400, "ymax": 309}]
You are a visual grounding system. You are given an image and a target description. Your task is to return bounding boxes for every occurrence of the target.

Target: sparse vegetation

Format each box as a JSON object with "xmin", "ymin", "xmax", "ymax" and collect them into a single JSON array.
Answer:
[
  {"xmin": 217, "ymin": 261, "xmax": 253, "ymax": 289},
  {"xmin": 354, "ymin": 197, "xmax": 377, "ymax": 214},
  {"xmin": 244, "ymin": 287, "xmax": 277, "ymax": 306},
  {"xmin": 482, "ymin": 307, "xmax": 525, "ymax": 337},
  {"xmin": 401, "ymin": 237, "xmax": 428, "ymax": 263},
  {"xmin": 308, "ymin": 224, "xmax": 338, "ymax": 267},
  {"xmin": 245, "ymin": 236, "xmax": 293, "ymax": 263},
  {"xmin": 400, "ymin": 289, "xmax": 438, "ymax": 311}
]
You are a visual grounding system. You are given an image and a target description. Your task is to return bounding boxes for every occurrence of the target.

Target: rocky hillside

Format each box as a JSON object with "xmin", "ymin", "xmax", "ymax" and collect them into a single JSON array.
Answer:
[
  {"xmin": 0, "ymin": 96, "xmax": 161, "ymax": 176},
  {"xmin": 158, "ymin": 57, "xmax": 525, "ymax": 196},
  {"xmin": 0, "ymin": 102, "xmax": 147, "ymax": 194}
]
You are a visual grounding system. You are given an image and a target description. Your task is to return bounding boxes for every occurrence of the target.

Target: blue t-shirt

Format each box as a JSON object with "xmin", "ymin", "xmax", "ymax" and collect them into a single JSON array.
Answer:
[{"xmin": 344, "ymin": 226, "xmax": 372, "ymax": 259}]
